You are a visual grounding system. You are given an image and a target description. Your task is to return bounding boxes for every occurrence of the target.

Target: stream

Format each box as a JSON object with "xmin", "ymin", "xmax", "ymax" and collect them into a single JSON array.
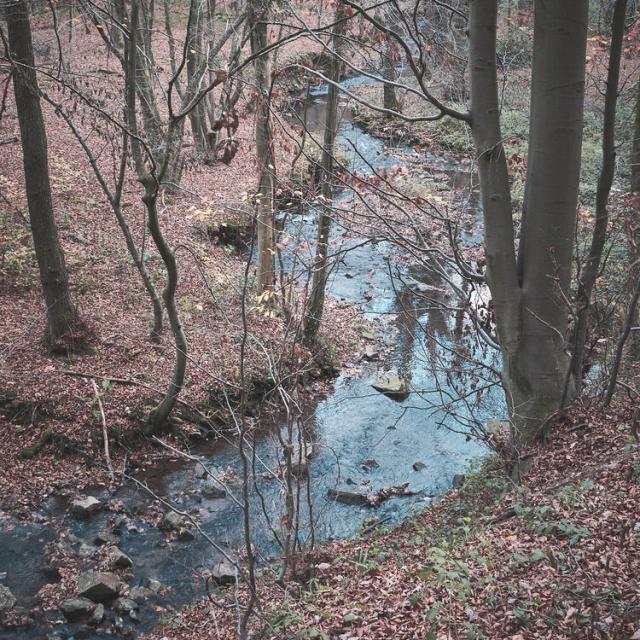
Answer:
[{"xmin": 0, "ymin": 76, "xmax": 503, "ymax": 640}]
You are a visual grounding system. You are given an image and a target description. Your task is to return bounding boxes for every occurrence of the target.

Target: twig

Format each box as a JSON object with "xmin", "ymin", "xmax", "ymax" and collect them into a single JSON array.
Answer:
[{"xmin": 91, "ymin": 378, "xmax": 114, "ymax": 482}]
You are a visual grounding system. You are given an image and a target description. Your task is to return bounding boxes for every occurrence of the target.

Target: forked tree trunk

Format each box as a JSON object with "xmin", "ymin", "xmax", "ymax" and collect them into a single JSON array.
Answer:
[
  {"xmin": 569, "ymin": 0, "xmax": 627, "ymax": 392},
  {"xmin": 303, "ymin": 2, "xmax": 345, "ymax": 346},
  {"xmin": 469, "ymin": 0, "xmax": 588, "ymax": 446},
  {"xmin": 249, "ymin": 0, "xmax": 276, "ymax": 294},
  {"xmin": 6, "ymin": 0, "xmax": 84, "ymax": 350},
  {"xmin": 126, "ymin": 0, "xmax": 187, "ymax": 433}
]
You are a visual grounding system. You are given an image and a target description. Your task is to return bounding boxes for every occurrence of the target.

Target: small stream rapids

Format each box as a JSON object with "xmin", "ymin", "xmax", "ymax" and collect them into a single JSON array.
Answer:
[{"xmin": 0, "ymin": 76, "xmax": 503, "ymax": 639}]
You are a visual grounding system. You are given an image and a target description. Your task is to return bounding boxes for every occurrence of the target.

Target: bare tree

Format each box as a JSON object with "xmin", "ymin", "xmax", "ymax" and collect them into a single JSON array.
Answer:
[
  {"xmin": 3, "ymin": 0, "xmax": 86, "ymax": 350},
  {"xmin": 569, "ymin": 0, "xmax": 628, "ymax": 393},
  {"xmin": 303, "ymin": 1, "xmax": 345, "ymax": 346},
  {"xmin": 248, "ymin": 0, "xmax": 276, "ymax": 294}
]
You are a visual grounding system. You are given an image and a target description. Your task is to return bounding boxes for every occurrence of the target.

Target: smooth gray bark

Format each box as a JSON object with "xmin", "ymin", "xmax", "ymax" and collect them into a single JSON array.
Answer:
[{"xmin": 470, "ymin": 0, "xmax": 588, "ymax": 446}]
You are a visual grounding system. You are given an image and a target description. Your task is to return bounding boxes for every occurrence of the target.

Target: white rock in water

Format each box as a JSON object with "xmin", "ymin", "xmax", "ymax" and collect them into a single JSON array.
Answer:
[
  {"xmin": 371, "ymin": 372, "xmax": 409, "ymax": 400},
  {"xmin": 70, "ymin": 496, "xmax": 102, "ymax": 518}
]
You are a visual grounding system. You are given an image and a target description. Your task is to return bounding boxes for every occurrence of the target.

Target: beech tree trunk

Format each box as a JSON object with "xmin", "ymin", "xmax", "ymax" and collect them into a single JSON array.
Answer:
[
  {"xmin": 6, "ymin": 0, "xmax": 82, "ymax": 350},
  {"xmin": 249, "ymin": 0, "xmax": 276, "ymax": 294},
  {"xmin": 470, "ymin": 0, "xmax": 588, "ymax": 446},
  {"xmin": 569, "ymin": 0, "xmax": 627, "ymax": 391},
  {"xmin": 303, "ymin": 1, "xmax": 345, "ymax": 346}
]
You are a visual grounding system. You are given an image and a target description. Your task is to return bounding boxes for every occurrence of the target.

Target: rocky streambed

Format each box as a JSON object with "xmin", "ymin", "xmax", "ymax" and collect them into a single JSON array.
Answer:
[{"xmin": 0, "ymin": 75, "xmax": 502, "ymax": 639}]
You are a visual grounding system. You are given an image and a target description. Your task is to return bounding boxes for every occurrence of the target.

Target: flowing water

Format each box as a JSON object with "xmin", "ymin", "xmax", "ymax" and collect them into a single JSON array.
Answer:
[{"xmin": 0, "ymin": 77, "xmax": 503, "ymax": 639}]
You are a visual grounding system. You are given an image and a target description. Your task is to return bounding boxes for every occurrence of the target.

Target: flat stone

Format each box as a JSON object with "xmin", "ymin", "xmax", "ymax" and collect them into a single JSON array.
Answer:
[
  {"xmin": 327, "ymin": 488, "xmax": 370, "ymax": 506},
  {"xmin": 77, "ymin": 571, "xmax": 120, "ymax": 603},
  {"xmin": 361, "ymin": 328, "xmax": 377, "ymax": 341},
  {"xmin": 211, "ymin": 560, "xmax": 237, "ymax": 585},
  {"xmin": 59, "ymin": 597, "xmax": 95, "ymax": 622},
  {"xmin": 371, "ymin": 372, "xmax": 410, "ymax": 400},
  {"xmin": 95, "ymin": 531, "xmax": 119, "ymax": 546},
  {"xmin": 128, "ymin": 586, "xmax": 153, "ymax": 603},
  {"xmin": 70, "ymin": 496, "xmax": 102, "ymax": 518},
  {"xmin": 89, "ymin": 602, "xmax": 105, "ymax": 626},
  {"xmin": 107, "ymin": 546, "xmax": 133, "ymax": 569},
  {"xmin": 160, "ymin": 510, "xmax": 184, "ymax": 531},
  {"xmin": 0, "ymin": 584, "xmax": 16, "ymax": 612}
]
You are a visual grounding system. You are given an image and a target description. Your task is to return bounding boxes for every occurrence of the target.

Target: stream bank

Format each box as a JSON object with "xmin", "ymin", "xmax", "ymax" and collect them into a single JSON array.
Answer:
[{"xmin": 0, "ymin": 73, "xmax": 502, "ymax": 640}]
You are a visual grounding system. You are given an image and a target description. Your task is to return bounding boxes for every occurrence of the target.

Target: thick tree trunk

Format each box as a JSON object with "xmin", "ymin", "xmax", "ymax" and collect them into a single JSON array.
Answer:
[
  {"xmin": 303, "ymin": 2, "xmax": 345, "ymax": 346},
  {"xmin": 470, "ymin": 0, "xmax": 588, "ymax": 447},
  {"xmin": 569, "ymin": 0, "xmax": 627, "ymax": 392},
  {"xmin": 249, "ymin": 0, "xmax": 276, "ymax": 293},
  {"xmin": 510, "ymin": 0, "xmax": 588, "ymax": 442},
  {"xmin": 469, "ymin": 0, "xmax": 522, "ymax": 426},
  {"xmin": 6, "ymin": 0, "xmax": 83, "ymax": 350}
]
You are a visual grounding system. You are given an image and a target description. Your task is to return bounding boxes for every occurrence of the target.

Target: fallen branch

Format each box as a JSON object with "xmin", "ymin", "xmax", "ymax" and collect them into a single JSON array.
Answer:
[{"xmin": 91, "ymin": 378, "xmax": 114, "ymax": 482}]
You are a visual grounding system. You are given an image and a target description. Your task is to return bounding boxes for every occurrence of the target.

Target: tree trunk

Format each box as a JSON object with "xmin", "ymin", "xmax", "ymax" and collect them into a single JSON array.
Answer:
[
  {"xmin": 569, "ymin": 0, "xmax": 627, "ymax": 392},
  {"xmin": 505, "ymin": 0, "xmax": 588, "ymax": 444},
  {"xmin": 249, "ymin": 0, "xmax": 276, "ymax": 294},
  {"xmin": 630, "ymin": 78, "xmax": 640, "ymax": 358},
  {"xmin": 126, "ymin": 0, "xmax": 186, "ymax": 433},
  {"xmin": 303, "ymin": 2, "xmax": 345, "ymax": 346},
  {"xmin": 6, "ymin": 0, "xmax": 84, "ymax": 350},
  {"xmin": 469, "ymin": 0, "xmax": 588, "ymax": 446}
]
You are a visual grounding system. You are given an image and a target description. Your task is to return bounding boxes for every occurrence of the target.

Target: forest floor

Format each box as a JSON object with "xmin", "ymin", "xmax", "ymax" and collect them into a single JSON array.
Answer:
[
  {"xmin": 0, "ymin": 24, "xmax": 364, "ymax": 512},
  {"xmin": 148, "ymin": 398, "xmax": 640, "ymax": 640}
]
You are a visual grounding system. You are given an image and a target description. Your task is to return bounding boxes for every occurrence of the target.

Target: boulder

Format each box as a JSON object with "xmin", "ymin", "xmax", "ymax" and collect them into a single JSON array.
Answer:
[
  {"xmin": 452, "ymin": 474, "xmax": 465, "ymax": 489},
  {"xmin": 59, "ymin": 597, "xmax": 95, "ymax": 622},
  {"xmin": 371, "ymin": 372, "xmax": 410, "ymax": 401},
  {"xmin": 89, "ymin": 603, "xmax": 105, "ymax": 626},
  {"xmin": 160, "ymin": 510, "xmax": 184, "ymax": 531},
  {"xmin": 70, "ymin": 496, "xmax": 102, "ymax": 518},
  {"xmin": 95, "ymin": 531, "xmax": 119, "ymax": 546},
  {"xmin": 211, "ymin": 560, "xmax": 237, "ymax": 585},
  {"xmin": 193, "ymin": 461, "xmax": 208, "ymax": 479},
  {"xmin": 107, "ymin": 546, "xmax": 133, "ymax": 569},
  {"xmin": 114, "ymin": 597, "xmax": 138, "ymax": 614},
  {"xmin": 201, "ymin": 479, "xmax": 226, "ymax": 499},
  {"xmin": 178, "ymin": 527, "xmax": 195, "ymax": 541},
  {"xmin": 361, "ymin": 328, "xmax": 377, "ymax": 341},
  {"xmin": 146, "ymin": 579, "xmax": 161, "ymax": 593},
  {"xmin": 77, "ymin": 571, "xmax": 120, "ymax": 603},
  {"xmin": 412, "ymin": 461, "xmax": 426, "ymax": 471},
  {"xmin": 0, "ymin": 584, "xmax": 16, "ymax": 612},
  {"xmin": 128, "ymin": 586, "xmax": 153, "ymax": 603},
  {"xmin": 362, "ymin": 345, "xmax": 379, "ymax": 361}
]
